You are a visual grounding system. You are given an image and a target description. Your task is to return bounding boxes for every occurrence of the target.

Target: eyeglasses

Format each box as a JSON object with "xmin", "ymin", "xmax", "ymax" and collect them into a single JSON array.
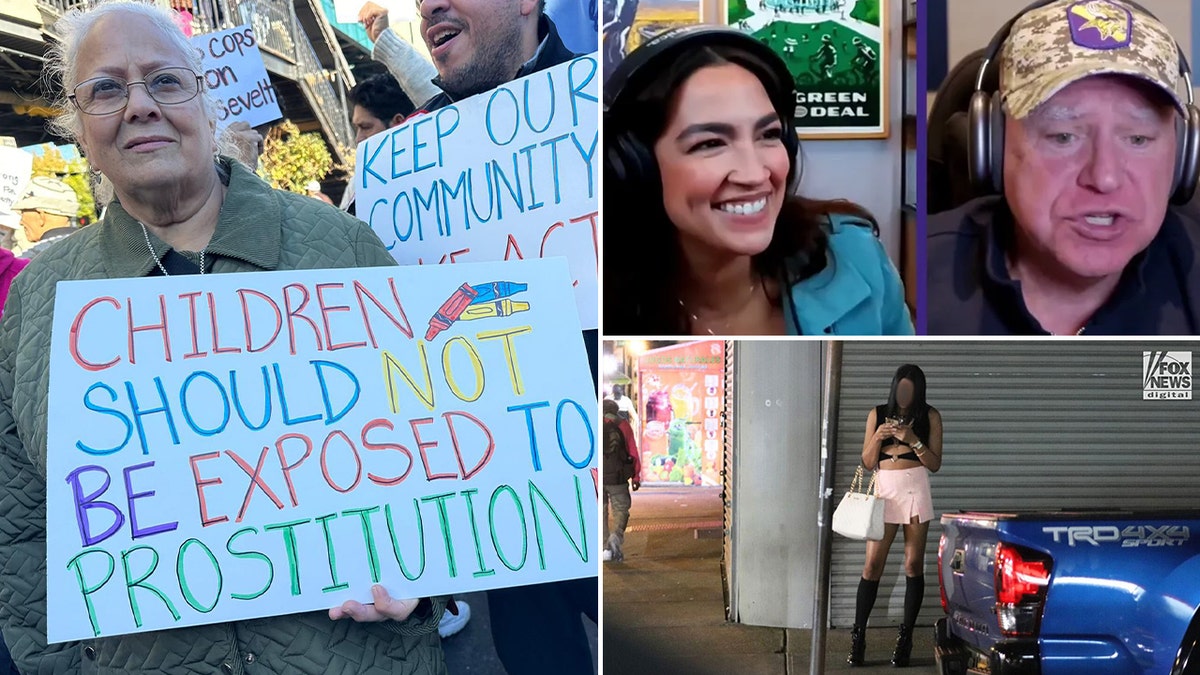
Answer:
[{"xmin": 69, "ymin": 67, "xmax": 203, "ymax": 116}]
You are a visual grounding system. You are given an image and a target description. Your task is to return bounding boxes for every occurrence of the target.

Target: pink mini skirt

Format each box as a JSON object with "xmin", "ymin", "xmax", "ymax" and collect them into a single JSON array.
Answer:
[{"xmin": 875, "ymin": 467, "xmax": 934, "ymax": 524}]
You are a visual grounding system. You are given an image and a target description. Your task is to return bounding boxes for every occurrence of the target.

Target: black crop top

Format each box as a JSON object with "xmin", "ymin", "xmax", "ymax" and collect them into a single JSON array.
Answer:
[{"xmin": 875, "ymin": 403, "xmax": 928, "ymax": 463}]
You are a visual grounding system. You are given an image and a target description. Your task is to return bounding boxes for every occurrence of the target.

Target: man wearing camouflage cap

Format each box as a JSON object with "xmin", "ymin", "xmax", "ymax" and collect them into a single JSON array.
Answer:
[
  {"xmin": 928, "ymin": 0, "xmax": 1200, "ymax": 335},
  {"xmin": 11, "ymin": 176, "xmax": 79, "ymax": 257}
]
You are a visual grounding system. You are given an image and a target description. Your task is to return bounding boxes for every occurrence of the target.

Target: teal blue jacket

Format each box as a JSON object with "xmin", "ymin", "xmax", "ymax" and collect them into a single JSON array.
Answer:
[{"xmin": 785, "ymin": 214, "xmax": 914, "ymax": 335}]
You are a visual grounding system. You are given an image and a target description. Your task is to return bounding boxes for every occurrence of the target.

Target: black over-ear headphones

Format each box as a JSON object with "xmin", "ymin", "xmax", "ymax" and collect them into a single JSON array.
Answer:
[
  {"xmin": 604, "ymin": 25, "xmax": 803, "ymax": 195},
  {"xmin": 968, "ymin": 0, "xmax": 1200, "ymax": 204}
]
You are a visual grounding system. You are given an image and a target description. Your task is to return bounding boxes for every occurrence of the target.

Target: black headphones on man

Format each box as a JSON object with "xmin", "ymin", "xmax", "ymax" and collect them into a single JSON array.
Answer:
[
  {"xmin": 967, "ymin": 0, "xmax": 1200, "ymax": 204},
  {"xmin": 604, "ymin": 25, "xmax": 803, "ymax": 195}
]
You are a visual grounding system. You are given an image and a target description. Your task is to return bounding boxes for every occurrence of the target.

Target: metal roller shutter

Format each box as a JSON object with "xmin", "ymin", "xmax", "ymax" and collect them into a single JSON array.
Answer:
[
  {"xmin": 830, "ymin": 340, "xmax": 1200, "ymax": 628},
  {"xmin": 722, "ymin": 340, "xmax": 735, "ymax": 617}
]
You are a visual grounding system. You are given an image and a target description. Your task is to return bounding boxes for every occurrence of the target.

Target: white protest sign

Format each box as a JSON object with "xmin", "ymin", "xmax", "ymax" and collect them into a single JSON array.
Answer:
[
  {"xmin": 333, "ymin": 0, "xmax": 416, "ymax": 26},
  {"xmin": 46, "ymin": 258, "xmax": 597, "ymax": 643},
  {"xmin": 357, "ymin": 55, "xmax": 599, "ymax": 330},
  {"xmin": 192, "ymin": 25, "xmax": 282, "ymax": 130},
  {"xmin": 0, "ymin": 146, "xmax": 33, "ymax": 213}
]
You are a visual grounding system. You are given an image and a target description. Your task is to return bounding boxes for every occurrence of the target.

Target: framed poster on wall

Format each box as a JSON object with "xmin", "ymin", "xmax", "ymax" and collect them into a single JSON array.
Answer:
[
  {"xmin": 726, "ymin": 0, "xmax": 889, "ymax": 139},
  {"xmin": 602, "ymin": 0, "xmax": 705, "ymax": 83}
]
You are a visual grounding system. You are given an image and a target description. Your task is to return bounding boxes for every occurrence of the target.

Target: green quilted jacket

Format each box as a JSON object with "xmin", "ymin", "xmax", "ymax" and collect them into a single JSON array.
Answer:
[{"xmin": 0, "ymin": 160, "xmax": 448, "ymax": 674}]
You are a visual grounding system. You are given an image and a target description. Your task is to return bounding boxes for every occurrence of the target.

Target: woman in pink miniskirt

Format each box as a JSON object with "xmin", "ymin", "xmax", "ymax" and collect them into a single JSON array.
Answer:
[{"xmin": 848, "ymin": 364, "xmax": 943, "ymax": 668}]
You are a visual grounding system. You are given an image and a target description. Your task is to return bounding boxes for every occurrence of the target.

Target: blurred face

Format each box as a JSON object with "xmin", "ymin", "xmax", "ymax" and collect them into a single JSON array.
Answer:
[
  {"xmin": 1003, "ymin": 76, "xmax": 1177, "ymax": 282},
  {"xmin": 418, "ymin": 0, "xmax": 535, "ymax": 99},
  {"xmin": 653, "ymin": 64, "xmax": 790, "ymax": 263},
  {"xmin": 895, "ymin": 378, "xmax": 914, "ymax": 409},
  {"xmin": 352, "ymin": 105, "xmax": 388, "ymax": 144},
  {"xmin": 72, "ymin": 13, "xmax": 213, "ymax": 199}
]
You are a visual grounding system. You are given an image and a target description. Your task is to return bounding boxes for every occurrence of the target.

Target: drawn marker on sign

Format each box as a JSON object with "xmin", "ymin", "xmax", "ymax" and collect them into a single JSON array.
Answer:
[
  {"xmin": 461, "ymin": 300, "xmax": 531, "ymax": 320},
  {"xmin": 425, "ymin": 283, "xmax": 479, "ymax": 341},
  {"xmin": 469, "ymin": 281, "xmax": 528, "ymax": 303}
]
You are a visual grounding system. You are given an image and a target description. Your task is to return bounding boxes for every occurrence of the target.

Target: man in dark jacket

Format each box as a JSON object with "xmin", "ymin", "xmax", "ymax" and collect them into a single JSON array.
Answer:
[
  {"xmin": 602, "ymin": 399, "xmax": 640, "ymax": 563},
  {"xmin": 412, "ymin": 2, "xmax": 599, "ymax": 673},
  {"xmin": 341, "ymin": 72, "xmax": 420, "ymax": 216},
  {"xmin": 927, "ymin": 0, "xmax": 1200, "ymax": 335}
]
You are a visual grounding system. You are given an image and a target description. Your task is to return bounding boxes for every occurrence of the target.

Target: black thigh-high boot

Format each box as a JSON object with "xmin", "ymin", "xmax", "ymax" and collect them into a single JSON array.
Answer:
[
  {"xmin": 849, "ymin": 577, "xmax": 879, "ymax": 666},
  {"xmin": 892, "ymin": 575, "xmax": 924, "ymax": 667}
]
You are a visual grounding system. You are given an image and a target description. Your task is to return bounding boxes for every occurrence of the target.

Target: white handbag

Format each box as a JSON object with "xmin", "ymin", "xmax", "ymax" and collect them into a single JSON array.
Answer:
[{"xmin": 832, "ymin": 465, "xmax": 885, "ymax": 541}]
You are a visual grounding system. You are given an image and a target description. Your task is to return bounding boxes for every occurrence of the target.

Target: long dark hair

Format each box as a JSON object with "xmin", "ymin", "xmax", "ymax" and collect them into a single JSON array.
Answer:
[
  {"xmin": 884, "ymin": 364, "xmax": 929, "ymax": 426},
  {"xmin": 603, "ymin": 43, "xmax": 876, "ymax": 335}
]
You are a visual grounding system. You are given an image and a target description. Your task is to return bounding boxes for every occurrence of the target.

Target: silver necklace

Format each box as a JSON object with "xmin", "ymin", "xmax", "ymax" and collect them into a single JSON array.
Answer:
[
  {"xmin": 141, "ymin": 221, "xmax": 205, "ymax": 275},
  {"xmin": 679, "ymin": 278, "xmax": 762, "ymax": 336}
]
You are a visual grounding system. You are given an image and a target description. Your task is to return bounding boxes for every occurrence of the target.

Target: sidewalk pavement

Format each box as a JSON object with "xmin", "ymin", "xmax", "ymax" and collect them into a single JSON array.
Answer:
[{"xmin": 603, "ymin": 487, "xmax": 936, "ymax": 675}]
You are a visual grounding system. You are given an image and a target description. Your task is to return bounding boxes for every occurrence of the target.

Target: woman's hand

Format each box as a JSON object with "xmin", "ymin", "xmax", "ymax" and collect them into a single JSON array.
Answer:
[
  {"xmin": 872, "ymin": 423, "xmax": 894, "ymax": 444},
  {"xmin": 892, "ymin": 424, "xmax": 918, "ymax": 445},
  {"xmin": 329, "ymin": 585, "xmax": 420, "ymax": 623}
]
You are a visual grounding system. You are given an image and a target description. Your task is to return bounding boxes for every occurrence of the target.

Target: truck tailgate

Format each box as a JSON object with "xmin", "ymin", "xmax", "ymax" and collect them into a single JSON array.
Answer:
[{"xmin": 940, "ymin": 511, "xmax": 1200, "ymax": 675}]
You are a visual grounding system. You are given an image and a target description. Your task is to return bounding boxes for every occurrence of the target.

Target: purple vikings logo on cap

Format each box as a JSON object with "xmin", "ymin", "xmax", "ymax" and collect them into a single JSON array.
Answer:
[{"xmin": 1068, "ymin": 1, "xmax": 1132, "ymax": 50}]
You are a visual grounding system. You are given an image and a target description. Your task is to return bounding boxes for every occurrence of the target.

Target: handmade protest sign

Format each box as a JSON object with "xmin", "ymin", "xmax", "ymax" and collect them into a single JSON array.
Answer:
[
  {"xmin": 192, "ymin": 25, "xmax": 282, "ymax": 130},
  {"xmin": 0, "ymin": 146, "xmax": 33, "ymax": 213},
  {"xmin": 356, "ymin": 55, "xmax": 599, "ymax": 330},
  {"xmin": 46, "ymin": 258, "xmax": 597, "ymax": 643}
]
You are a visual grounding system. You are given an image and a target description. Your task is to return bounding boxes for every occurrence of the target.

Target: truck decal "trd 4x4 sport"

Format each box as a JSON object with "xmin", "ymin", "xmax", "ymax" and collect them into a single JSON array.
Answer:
[{"xmin": 1041, "ymin": 525, "xmax": 1191, "ymax": 547}]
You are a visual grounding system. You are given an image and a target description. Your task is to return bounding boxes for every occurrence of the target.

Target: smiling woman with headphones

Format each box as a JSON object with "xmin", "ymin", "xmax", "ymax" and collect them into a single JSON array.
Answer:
[{"xmin": 602, "ymin": 26, "xmax": 913, "ymax": 337}]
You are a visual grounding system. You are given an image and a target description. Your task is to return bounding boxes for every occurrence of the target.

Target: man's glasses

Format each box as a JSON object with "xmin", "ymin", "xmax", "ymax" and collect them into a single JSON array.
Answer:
[{"xmin": 69, "ymin": 67, "xmax": 203, "ymax": 116}]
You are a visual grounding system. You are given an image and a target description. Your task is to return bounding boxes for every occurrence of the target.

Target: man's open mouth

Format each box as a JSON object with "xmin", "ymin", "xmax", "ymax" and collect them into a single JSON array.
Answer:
[
  {"xmin": 429, "ymin": 25, "xmax": 461, "ymax": 48},
  {"xmin": 1082, "ymin": 213, "xmax": 1116, "ymax": 227}
]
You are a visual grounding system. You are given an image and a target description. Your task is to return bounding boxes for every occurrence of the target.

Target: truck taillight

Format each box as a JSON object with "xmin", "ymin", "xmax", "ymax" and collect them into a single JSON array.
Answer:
[
  {"xmin": 937, "ymin": 534, "xmax": 948, "ymax": 613},
  {"xmin": 994, "ymin": 543, "xmax": 1051, "ymax": 638}
]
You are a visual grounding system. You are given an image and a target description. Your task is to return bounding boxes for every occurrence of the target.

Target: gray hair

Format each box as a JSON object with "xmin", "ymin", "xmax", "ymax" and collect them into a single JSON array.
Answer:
[{"xmin": 45, "ymin": 0, "xmax": 235, "ymax": 201}]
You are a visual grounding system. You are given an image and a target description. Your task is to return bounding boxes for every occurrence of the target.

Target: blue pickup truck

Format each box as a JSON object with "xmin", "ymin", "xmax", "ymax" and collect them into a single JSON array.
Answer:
[{"xmin": 935, "ymin": 511, "xmax": 1200, "ymax": 675}]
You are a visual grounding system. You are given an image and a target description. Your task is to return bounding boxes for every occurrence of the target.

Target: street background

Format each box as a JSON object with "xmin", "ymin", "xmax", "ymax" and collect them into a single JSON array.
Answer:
[{"xmin": 603, "ymin": 486, "xmax": 936, "ymax": 674}]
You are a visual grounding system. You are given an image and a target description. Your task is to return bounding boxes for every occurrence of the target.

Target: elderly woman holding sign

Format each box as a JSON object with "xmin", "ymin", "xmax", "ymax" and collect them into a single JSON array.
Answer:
[{"xmin": 0, "ymin": 1, "xmax": 449, "ymax": 673}]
